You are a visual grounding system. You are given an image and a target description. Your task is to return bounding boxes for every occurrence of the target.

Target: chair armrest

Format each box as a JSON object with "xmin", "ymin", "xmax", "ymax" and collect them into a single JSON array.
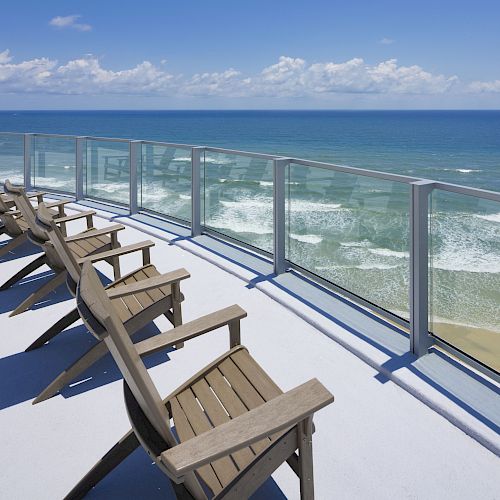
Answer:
[
  {"xmin": 135, "ymin": 305, "xmax": 247, "ymax": 357},
  {"xmin": 44, "ymin": 199, "xmax": 72, "ymax": 209},
  {"xmin": 54, "ymin": 210, "xmax": 96, "ymax": 224},
  {"xmin": 77, "ymin": 240, "xmax": 155, "ymax": 264},
  {"xmin": 64, "ymin": 224, "xmax": 125, "ymax": 242},
  {"xmin": 106, "ymin": 268, "xmax": 190, "ymax": 299},
  {"xmin": 161, "ymin": 379, "xmax": 334, "ymax": 478},
  {"xmin": 26, "ymin": 191, "xmax": 47, "ymax": 200}
]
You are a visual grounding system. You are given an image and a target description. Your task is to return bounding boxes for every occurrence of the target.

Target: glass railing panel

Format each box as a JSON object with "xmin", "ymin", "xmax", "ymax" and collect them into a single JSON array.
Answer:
[
  {"xmin": 286, "ymin": 163, "xmax": 411, "ymax": 319},
  {"xmin": 0, "ymin": 133, "xmax": 24, "ymax": 184},
  {"xmin": 85, "ymin": 139, "xmax": 129, "ymax": 205},
  {"xmin": 429, "ymin": 190, "xmax": 500, "ymax": 371},
  {"xmin": 139, "ymin": 143, "xmax": 191, "ymax": 222},
  {"xmin": 203, "ymin": 151, "xmax": 274, "ymax": 252},
  {"xmin": 32, "ymin": 135, "xmax": 76, "ymax": 194}
]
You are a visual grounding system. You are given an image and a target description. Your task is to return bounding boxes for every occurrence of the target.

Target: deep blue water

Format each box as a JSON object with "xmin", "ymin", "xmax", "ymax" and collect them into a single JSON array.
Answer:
[{"xmin": 1, "ymin": 110, "xmax": 499, "ymax": 190}]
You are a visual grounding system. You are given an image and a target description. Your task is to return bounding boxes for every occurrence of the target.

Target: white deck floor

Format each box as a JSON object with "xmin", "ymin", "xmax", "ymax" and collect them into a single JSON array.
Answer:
[{"xmin": 0, "ymin": 203, "xmax": 499, "ymax": 499}]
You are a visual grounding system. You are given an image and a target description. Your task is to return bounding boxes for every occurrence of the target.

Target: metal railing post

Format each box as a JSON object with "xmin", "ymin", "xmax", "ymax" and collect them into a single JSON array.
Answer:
[
  {"xmin": 129, "ymin": 140, "xmax": 141, "ymax": 214},
  {"xmin": 75, "ymin": 136, "xmax": 86, "ymax": 200},
  {"xmin": 273, "ymin": 157, "xmax": 290, "ymax": 275},
  {"xmin": 23, "ymin": 133, "xmax": 33, "ymax": 189},
  {"xmin": 191, "ymin": 147, "xmax": 204, "ymax": 237},
  {"xmin": 409, "ymin": 180, "xmax": 435, "ymax": 357}
]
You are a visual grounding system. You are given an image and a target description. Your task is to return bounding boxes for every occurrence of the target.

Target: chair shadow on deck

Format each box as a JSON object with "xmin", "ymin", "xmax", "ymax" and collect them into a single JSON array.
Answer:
[
  {"xmin": 85, "ymin": 445, "xmax": 287, "ymax": 499},
  {"xmin": 0, "ymin": 269, "xmax": 72, "ymax": 314},
  {"xmin": 0, "ymin": 239, "xmax": 41, "ymax": 263},
  {"xmin": 0, "ymin": 320, "xmax": 174, "ymax": 410}
]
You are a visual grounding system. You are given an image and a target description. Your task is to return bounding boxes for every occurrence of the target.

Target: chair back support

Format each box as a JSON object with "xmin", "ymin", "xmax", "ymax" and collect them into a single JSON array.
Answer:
[
  {"xmin": 76, "ymin": 261, "xmax": 176, "ymax": 448},
  {"xmin": 0, "ymin": 193, "xmax": 13, "ymax": 213},
  {"xmin": 36, "ymin": 202, "xmax": 81, "ymax": 286},
  {"xmin": 4, "ymin": 180, "xmax": 49, "ymax": 244}
]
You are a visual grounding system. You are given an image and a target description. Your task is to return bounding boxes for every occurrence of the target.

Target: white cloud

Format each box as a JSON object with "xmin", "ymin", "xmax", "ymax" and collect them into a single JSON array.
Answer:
[
  {"xmin": 49, "ymin": 15, "xmax": 92, "ymax": 32},
  {"xmin": 469, "ymin": 80, "xmax": 500, "ymax": 93},
  {"xmin": 0, "ymin": 49, "xmax": 462, "ymax": 98},
  {"xmin": 379, "ymin": 37, "xmax": 395, "ymax": 45}
]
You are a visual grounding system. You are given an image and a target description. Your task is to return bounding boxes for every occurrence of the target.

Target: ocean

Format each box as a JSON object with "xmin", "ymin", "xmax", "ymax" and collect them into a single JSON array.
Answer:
[{"xmin": 0, "ymin": 110, "xmax": 499, "ymax": 368}]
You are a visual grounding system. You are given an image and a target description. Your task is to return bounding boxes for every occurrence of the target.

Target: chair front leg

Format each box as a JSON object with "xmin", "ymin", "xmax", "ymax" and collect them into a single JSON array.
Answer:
[
  {"xmin": 110, "ymin": 232, "xmax": 121, "ymax": 280},
  {"xmin": 298, "ymin": 416, "xmax": 315, "ymax": 500},
  {"xmin": 171, "ymin": 282, "xmax": 184, "ymax": 349}
]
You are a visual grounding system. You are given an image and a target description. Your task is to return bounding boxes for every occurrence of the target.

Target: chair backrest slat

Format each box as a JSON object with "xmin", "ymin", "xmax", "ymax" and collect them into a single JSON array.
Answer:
[
  {"xmin": 4, "ymin": 180, "xmax": 49, "ymax": 243},
  {"xmin": 77, "ymin": 261, "xmax": 175, "ymax": 447},
  {"xmin": 36, "ymin": 202, "xmax": 81, "ymax": 286}
]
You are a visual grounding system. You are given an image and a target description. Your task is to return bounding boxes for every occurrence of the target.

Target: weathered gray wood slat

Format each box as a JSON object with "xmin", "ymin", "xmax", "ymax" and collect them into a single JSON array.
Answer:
[
  {"xmin": 170, "ymin": 397, "xmax": 222, "ymax": 495},
  {"xmin": 176, "ymin": 388, "xmax": 239, "ymax": 487},
  {"xmin": 191, "ymin": 378, "xmax": 255, "ymax": 470}
]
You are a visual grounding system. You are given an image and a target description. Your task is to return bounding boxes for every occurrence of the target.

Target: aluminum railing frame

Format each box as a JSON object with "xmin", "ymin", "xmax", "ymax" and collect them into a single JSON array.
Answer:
[{"xmin": 1, "ymin": 131, "xmax": 499, "ymax": 376}]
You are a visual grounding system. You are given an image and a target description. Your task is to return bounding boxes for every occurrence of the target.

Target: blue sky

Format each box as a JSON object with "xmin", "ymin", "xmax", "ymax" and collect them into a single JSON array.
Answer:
[{"xmin": 1, "ymin": 0, "xmax": 499, "ymax": 109}]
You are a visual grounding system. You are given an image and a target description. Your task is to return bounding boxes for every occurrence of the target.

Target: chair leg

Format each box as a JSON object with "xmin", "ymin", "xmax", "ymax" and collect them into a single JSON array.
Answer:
[
  {"xmin": 0, "ymin": 232, "xmax": 28, "ymax": 258},
  {"xmin": 25, "ymin": 307, "xmax": 80, "ymax": 352},
  {"xmin": 298, "ymin": 416, "xmax": 315, "ymax": 500},
  {"xmin": 33, "ymin": 340, "xmax": 108, "ymax": 404},
  {"xmin": 9, "ymin": 270, "xmax": 67, "ymax": 317},
  {"xmin": 63, "ymin": 430, "xmax": 140, "ymax": 500},
  {"xmin": 0, "ymin": 253, "xmax": 46, "ymax": 291},
  {"xmin": 171, "ymin": 282, "xmax": 184, "ymax": 349}
]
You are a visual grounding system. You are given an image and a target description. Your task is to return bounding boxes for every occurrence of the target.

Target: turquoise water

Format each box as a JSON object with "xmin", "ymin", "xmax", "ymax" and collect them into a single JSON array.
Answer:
[
  {"xmin": 1, "ymin": 110, "xmax": 500, "ymax": 191},
  {"xmin": 0, "ymin": 111, "xmax": 499, "ymax": 367}
]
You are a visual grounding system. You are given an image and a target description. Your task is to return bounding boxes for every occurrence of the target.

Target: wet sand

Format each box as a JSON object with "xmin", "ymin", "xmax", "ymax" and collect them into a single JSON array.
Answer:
[{"xmin": 431, "ymin": 322, "xmax": 500, "ymax": 373}]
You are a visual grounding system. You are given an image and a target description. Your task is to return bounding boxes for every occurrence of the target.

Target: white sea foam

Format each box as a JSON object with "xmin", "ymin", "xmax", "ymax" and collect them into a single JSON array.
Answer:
[
  {"xmin": 290, "ymin": 233, "xmax": 323, "ymax": 244},
  {"xmin": 475, "ymin": 213, "xmax": 500, "ymax": 223},
  {"xmin": 368, "ymin": 248, "xmax": 409, "ymax": 258},
  {"xmin": 290, "ymin": 200, "xmax": 342, "ymax": 212},
  {"xmin": 340, "ymin": 240, "xmax": 372, "ymax": 248},
  {"xmin": 355, "ymin": 263, "xmax": 399, "ymax": 270},
  {"xmin": 209, "ymin": 218, "xmax": 273, "ymax": 235},
  {"xmin": 259, "ymin": 181, "xmax": 273, "ymax": 187},
  {"xmin": 456, "ymin": 168, "xmax": 482, "ymax": 173},
  {"xmin": 316, "ymin": 262, "xmax": 398, "ymax": 271}
]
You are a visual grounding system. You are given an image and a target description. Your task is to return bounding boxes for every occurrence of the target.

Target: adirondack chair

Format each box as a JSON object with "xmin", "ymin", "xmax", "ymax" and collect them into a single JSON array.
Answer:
[
  {"xmin": 2, "ymin": 179, "xmax": 124, "ymax": 316},
  {"xmin": 30, "ymin": 201, "xmax": 189, "ymax": 403},
  {"xmin": 65, "ymin": 260, "xmax": 334, "ymax": 500},
  {"xmin": 0, "ymin": 187, "xmax": 69, "ymax": 259}
]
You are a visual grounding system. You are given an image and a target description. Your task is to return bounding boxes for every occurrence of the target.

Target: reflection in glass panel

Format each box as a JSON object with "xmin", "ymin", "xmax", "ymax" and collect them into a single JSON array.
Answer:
[
  {"xmin": 32, "ymin": 136, "xmax": 76, "ymax": 194},
  {"xmin": 85, "ymin": 140, "xmax": 129, "ymax": 205},
  {"xmin": 286, "ymin": 164, "xmax": 410, "ymax": 319},
  {"xmin": 429, "ymin": 190, "xmax": 500, "ymax": 371},
  {"xmin": 139, "ymin": 144, "xmax": 191, "ymax": 222},
  {"xmin": 203, "ymin": 152, "xmax": 274, "ymax": 252},
  {"xmin": 0, "ymin": 133, "xmax": 24, "ymax": 184}
]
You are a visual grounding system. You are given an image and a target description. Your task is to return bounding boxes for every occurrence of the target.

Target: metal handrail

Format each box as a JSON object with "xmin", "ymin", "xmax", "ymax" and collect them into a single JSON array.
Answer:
[{"xmin": 1, "ymin": 130, "xmax": 498, "ymax": 376}]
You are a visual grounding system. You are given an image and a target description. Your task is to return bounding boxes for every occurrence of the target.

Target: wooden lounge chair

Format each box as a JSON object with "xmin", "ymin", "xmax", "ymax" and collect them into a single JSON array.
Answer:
[
  {"xmin": 0, "ymin": 187, "xmax": 68, "ymax": 259},
  {"xmin": 65, "ymin": 260, "xmax": 334, "ymax": 499},
  {"xmin": 30, "ymin": 201, "xmax": 189, "ymax": 403},
  {"xmin": 2, "ymin": 179, "xmax": 123, "ymax": 316}
]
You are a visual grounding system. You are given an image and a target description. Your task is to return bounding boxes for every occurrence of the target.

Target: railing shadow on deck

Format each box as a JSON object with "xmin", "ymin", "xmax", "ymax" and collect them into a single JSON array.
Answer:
[{"xmin": 133, "ymin": 216, "xmax": 500, "ymax": 436}]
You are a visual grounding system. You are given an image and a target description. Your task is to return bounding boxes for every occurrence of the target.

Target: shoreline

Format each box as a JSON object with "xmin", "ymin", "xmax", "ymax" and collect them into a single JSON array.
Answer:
[{"xmin": 431, "ymin": 321, "xmax": 499, "ymax": 373}]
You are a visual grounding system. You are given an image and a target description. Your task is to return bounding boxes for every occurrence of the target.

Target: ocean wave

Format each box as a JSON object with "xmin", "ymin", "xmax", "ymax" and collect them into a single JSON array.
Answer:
[
  {"xmin": 340, "ymin": 240, "xmax": 372, "ymax": 248},
  {"xmin": 431, "ymin": 255, "xmax": 500, "ymax": 274},
  {"xmin": 290, "ymin": 233, "xmax": 323, "ymax": 244},
  {"xmin": 316, "ymin": 262, "xmax": 399, "ymax": 271},
  {"xmin": 456, "ymin": 168, "xmax": 482, "ymax": 173},
  {"xmin": 475, "ymin": 213, "xmax": 500, "ymax": 223},
  {"xmin": 208, "ymin": 218, "xmax": 273, "ymax": 235},
  {"xmin": 368, "ymin": 248, "xmax": 409, "ymax": 258}
]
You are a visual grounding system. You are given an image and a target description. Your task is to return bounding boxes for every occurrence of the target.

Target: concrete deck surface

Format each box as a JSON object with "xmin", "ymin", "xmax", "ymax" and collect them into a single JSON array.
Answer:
[{"xmin": 0, "ymin": 204, "xmax": 499, "ymax": 499}]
